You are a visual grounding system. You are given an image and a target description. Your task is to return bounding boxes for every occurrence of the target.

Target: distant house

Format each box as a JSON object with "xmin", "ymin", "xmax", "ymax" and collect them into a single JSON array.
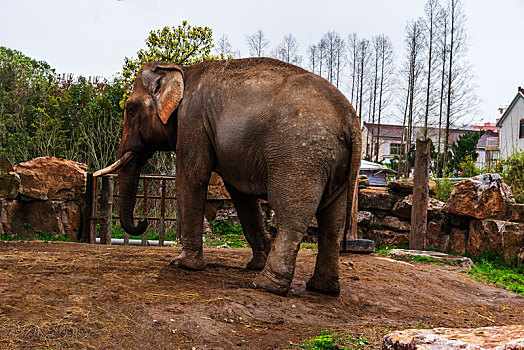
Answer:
[
  {"xmin": 359, "ymin": 160, "xmax": 396, "ymax": 186},
  {"xmin": 475, "ymin": 129, "xmax": 500, "ymax": 168},
  {"xmin": 361, "ymin": 123, "xmax": 472, "ymax": 162},
  {"xmin": 496, "ymin": 87, "xmax": 524, "ymax": 158}
]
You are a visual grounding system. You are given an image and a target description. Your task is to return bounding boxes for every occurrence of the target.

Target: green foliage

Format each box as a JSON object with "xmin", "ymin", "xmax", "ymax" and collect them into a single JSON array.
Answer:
[
  {"xmin": 298, "ymin": 330, "xmax": 367, "ymax": 350},
  {"xmin": 0, "ymin": 46, "xmax": 124, "ymax": 170},
  {"xmin": 121, "ymin": 21, "xmax": 223, "ymax": 104},
  {"xmin": 501, "ymin": 151, "xmax": 524, "ymax": 203},
  {"xmin": 205, "ymin": 221, "xmax": 247, "ymax": 248},
  {"xmin": 469, "ymin": 251, "xmax": 524, "ymax": 295},
  {"xmin": 457, "ymin": 155, "xmax": 481, "ymax": 177},
  {"xmin": 410, "ymin": 255, "xmax": 435, "ymax": 263},
  {"xmin": 446, "ymin": 130, "xmax": 484, "ymax": 173},
  {"xmin": 433, "ymin": 177, "xmax": 455, "ymax": 202}
]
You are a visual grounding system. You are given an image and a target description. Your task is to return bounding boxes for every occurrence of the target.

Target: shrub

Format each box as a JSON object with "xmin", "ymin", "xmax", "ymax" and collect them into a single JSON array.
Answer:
[
  {"xmin": 433, "ymin": 177, "xmax": 455, "ymax": 202},
  {"xmin": 501, "ymin": 151, "xmax": 524, "ymax": 203}
]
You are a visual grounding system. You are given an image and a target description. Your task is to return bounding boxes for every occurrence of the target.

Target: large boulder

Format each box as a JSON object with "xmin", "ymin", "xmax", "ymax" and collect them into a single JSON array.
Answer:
[
  {"xmin": 0, "ymin": 158, "xmax": 21, "ymax": 199},
  {"xmin": 383, "ymin": 325, "xmax": 524, "ymax": 349},
  {"xmin": 391, "ymin": 194, "xmax": 445, "ymax": 219},
  {"xmin": 358, "ymin": 187, "xmax": 400, "ymax": 211},
  {"xmin": 363, "ymin": 229, "xmax": 408, "ymax": 247},
  {"xmin": 387, "ymin": 177, "xmax": 437, "ymax": 196},
  {"xmin": 442, "ymin": 173, "xmax": 515, "ymax": 220},
  {"xmin": 14, "ymin": 157, "xmax": 87, "ymax": 200},
  {"xmin": 1, "ymin": 199, "xmax": 82, "ymax": 240},
  {"xmin": 469, "ymin": 219, "xmax": 524, "ymax": 261}
]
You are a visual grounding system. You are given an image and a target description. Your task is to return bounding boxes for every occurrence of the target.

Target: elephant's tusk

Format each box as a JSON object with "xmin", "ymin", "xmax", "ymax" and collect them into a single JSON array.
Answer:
[{"xmin": 93, "ymin": 152, "xmax": 134, "ymax": 177}]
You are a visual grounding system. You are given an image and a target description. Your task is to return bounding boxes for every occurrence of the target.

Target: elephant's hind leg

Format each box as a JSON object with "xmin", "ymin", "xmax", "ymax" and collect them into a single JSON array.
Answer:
[
  {"xmin": 225, "ymin": 184, "xmax": 271, "ymax": 270},
  {"xmin": 306, "ymin": 188, "xmax": 348, "ymax": 296},
  {"xmin": 250, "ymin": 174, "xmax": 323, "ymax": 295}
]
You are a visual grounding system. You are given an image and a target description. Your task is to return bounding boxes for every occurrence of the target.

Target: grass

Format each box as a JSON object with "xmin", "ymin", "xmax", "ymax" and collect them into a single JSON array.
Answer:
[
  {"xmin": 374, "ymin": 244, "xmax": 409, "ymax": 255},
  {"xmin": 469, "ymin": 251, "xmax": 524, "ymax": 295},
  {"xmin": 296, "ymin": 330, "xmax": 368, "ymax": 350}
]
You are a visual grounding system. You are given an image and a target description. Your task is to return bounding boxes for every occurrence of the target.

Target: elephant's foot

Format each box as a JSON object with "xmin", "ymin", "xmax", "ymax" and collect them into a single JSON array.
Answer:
[
  {"xmin": 246, "ymin": 252, "xmax": 268, "ymax": 271},
  {"xmin": 249, "ymin": 270, "xmax": 291, "ymax": 296},
  {"xmin": 306, "ymin": 275, "xmax": 340, "ymax": 296},
  {"xmin": 169, "ymin": 250, "xmax": 205, "ymax": 270}
]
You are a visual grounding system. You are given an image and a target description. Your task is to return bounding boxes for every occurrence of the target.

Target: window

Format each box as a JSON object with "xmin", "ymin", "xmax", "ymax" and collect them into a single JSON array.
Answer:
[
  {"xmin": 390, "ymin": 143, "xmax": 406, "ymax": 156},
  {"xmin": 520, "ymin": 119, "xmax": 524, "ymax": 139}
]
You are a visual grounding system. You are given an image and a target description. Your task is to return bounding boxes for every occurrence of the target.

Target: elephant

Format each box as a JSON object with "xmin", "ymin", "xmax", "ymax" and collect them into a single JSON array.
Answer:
[{"xmin": 95, "ymin": 57, "xmax": 361, "ymax": 296}]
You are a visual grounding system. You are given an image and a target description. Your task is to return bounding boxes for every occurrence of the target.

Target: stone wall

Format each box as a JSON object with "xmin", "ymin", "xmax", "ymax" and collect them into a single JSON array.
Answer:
[{"xmin": 357, "ymin": 174, "xmax": 524, "ymax": 262}]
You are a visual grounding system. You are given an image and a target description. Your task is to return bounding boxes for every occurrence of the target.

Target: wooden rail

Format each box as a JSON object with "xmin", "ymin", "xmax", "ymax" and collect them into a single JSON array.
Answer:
[{"xmin": 81, "ymin": 173, "xmax": 178, "ymax": 247}]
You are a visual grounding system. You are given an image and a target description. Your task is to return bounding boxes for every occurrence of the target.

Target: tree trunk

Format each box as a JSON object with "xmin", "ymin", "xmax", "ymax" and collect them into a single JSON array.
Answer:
[{"xmin": 410, "ymin": 139, "xmax": 430, "ymax": 250}]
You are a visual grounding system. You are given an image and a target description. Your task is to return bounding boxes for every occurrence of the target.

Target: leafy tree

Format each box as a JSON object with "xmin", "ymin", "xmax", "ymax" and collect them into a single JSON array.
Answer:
[
  {"xmin": 446, "ymin": 130, "xmax": 483, "ymax": 172},
  {"xmin": 502, "ymin": 151, "xmax": 524, "ymax": 203},
  {"xmin": 0, "ymin": 46, "xmax": 59, "ymax": 163},
  {"xmin": 122, "ymin": 21, "xmax": 219, "ymax": 95}
]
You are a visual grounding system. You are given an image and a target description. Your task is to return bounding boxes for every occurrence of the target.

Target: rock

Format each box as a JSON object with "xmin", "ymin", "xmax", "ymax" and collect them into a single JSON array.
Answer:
[
  {"xmin": 518, "ymin": 248, "xmax": 524, "ymax": 266},
  {"xmin": 363, "ymin": 229, "xmax": 408, "ymax": 247},
  {"xmin": 383, "ymin": 325, "xmax": 524, "ymax": 349},
  {"xmin": 357, "ymin": 211, "xmax": 375, "ymax": 227},
  {"xmin": 207, "ymin": 172, "xmax": 231, "ymax": 200},
  {"xmin": 426, "ymin": 220, "xmax": 443, "ymax": 250},
  {"xmin": 449, "ymin": 228, "xmax": 467, "ymax": 256},
  {"xmin": 468, "ymin": 219, "xmax": 524, "ymax": 261},
  {"xmin": 2, "ymin": 199, "xmax": 82, "ymax": 240},
  {"xmin": 203, "ymin": 217, "xmax": 213, "ymax": 235},
  {"xmin": 340, "ymin": 238, "xmax": 375, "ymax": 253},
  {"xmin": 0, "ymin": 158, "xmax": 20, "ymax": 199},
  {"xmin": 358, "ymin": 175, "xmax": 370, "ymax": 188},
  {"xmin": 387, "ymin": 177, "xmax": 437, "ymax": 195},
  {"xmin": 14, "ymin": 157, "xmax": 86, "ymax": 200},
  {"xmin": 509, "ymin": 203, "xmax": 524, "ymax": 222},
  {"xmin": 442, "ymin": 173, "xmax": 515, "ymax": 220},
  {"xmin": 388, "ymin": 249, "xmax": 475, "ymax": 268},
  {"xmin": 391, "ymin": 194, "xmax": 445, "ymax": 219},
  {"xmin": 358, "ymin": 187, "xmax": 400, "ymax": 211},
  {"xmin": 382, "ymin": 215, "xmax": 410, "ymax": 231},
  {"xmin": 214, "ymin": 208, "xmax": 239, "ymax": 224}
]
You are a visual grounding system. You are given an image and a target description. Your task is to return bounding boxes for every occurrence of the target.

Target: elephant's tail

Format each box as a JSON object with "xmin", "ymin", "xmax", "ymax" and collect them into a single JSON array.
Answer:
[{"xmin": 343, "ymin": 122, "xmax": 362, "ymax": 250}]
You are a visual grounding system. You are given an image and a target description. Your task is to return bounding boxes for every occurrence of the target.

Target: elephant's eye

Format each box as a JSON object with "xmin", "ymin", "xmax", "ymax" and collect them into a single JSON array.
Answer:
[{"xmin": 127, "ymin": 107, "xmax": 136, "ymax": 118}]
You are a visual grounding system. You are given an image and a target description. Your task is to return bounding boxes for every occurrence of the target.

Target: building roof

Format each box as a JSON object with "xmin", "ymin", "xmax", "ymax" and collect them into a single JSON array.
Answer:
[
  {"xmin": 360, "ymin": 160, "xmax": 396, "ymax": 174},
  {"xmin": 362, "ymin": 122, "xmax": 473, "ymax": 144},
  {"xmin": 476, "ymin": 130, "xmax": 499, "ymax": 149},
  {"xmin": 496, "ymin": 87, "xmax": 524, "ymax": 127}
]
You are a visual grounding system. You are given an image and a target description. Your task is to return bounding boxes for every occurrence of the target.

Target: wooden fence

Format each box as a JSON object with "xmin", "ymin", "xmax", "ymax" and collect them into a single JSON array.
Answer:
[{"xmin": 80, "ymin": 173, "xmax": 180, "ymax": 246}]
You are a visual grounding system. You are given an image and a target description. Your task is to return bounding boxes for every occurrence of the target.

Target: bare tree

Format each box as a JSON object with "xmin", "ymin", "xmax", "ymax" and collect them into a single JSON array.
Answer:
[
  {"xmin": 272, "ymin": 34, "xmax": 302, "ymax": 65},
  {"xmin": 319, "ymin": 31, "xmax": 345, "ymax": 86},
  {"xmin": 373, "ymin": 35, "xmax": 396, "ymax": 162},
  {"xmin": 306, "ymin": 44, "xmax": 318, "ymax": 74},
  {"xmin": 422, "ymin": 0, "xmax": 440, "ymax": 139},
  {"xmin": 246, "ymin": 30, "xmax": 270, "ymax": 57},
  {"xmin": 442, "ymin": 0, "xmax": 478, "ymax": 172},
  {"xmin": 215, "ymin": 34, "xmax": 240, "ymax": 58},
  {"xmin": 400, "ymin": 18, "xmax": 425, "ymax": 176},
  {"xmin": 435, "ymin": 6, "xmax": 449, "ymax": 176},
  {"xmin": 347, "ymin": 33, "xmax": 359, "ymax": 106}
]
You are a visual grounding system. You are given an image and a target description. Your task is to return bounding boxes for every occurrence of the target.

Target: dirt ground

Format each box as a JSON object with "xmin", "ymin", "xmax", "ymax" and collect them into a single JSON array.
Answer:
[{"xmin": 0, "ymin": 241, "xmax": 522, "ymax": 350}]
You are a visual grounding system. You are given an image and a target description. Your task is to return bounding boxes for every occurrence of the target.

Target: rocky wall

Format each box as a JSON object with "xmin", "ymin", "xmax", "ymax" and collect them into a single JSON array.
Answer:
[
  {"xmin": 0, "ymin": 157, "xmax": 86, "ymax": 240},
  {"xmin": 358, "ymin": 174, "xmax": 523, "ymax": 262}
]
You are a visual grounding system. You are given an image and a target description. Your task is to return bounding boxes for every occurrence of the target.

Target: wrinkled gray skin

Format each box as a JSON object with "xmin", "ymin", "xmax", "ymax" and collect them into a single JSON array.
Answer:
[{"xmin": 114, "ymin": 58, "xmax": 361, "ymax": 296}]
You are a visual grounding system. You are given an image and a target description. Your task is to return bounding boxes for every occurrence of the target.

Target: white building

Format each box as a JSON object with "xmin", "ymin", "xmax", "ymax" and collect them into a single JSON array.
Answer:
[{"xmin": 496, "ymin": 87, "xmax": 524, "ymax": 158}]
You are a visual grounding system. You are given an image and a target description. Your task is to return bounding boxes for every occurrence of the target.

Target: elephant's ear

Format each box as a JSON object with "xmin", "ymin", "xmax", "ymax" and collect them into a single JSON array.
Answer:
[{"xmin": 141, "ymin": 63, "xmax": 184, "ymax": 125}]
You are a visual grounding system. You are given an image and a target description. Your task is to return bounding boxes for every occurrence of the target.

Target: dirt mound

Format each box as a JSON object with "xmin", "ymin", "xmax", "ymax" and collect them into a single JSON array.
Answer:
[{"xmin": 0, "ymin": 241, "xmax": 522, "ymax": 349}]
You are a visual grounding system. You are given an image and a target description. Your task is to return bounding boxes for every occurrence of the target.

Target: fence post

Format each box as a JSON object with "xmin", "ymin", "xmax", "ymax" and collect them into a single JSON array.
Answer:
[
  {"xmin": 159, "ymin": 179, "xmax": 166, "ymax": 246},
  {"xmin": 141, "ymin": 177, "xmax": 148, "ymax": 246},
  {"xmin": 410, "ymin": 138, "xmax": 430, "ymax": 250},
  {"xmin": 89, "ymin": 176, "xmax": 98, "ymax": 244},
  {"xmin": 81, "ymin": 173, "xmax": 94, "ymax": 242},
  {"xmin": 99, "ymin": 175, "xmax": 114, "ymax": 245}
]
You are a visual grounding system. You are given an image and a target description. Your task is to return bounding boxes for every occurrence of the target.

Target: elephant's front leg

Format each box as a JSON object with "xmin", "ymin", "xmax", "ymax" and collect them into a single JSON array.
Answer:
[{"xmin": 170, "ymin": 155, "xmax": 212, "ymax": 270}]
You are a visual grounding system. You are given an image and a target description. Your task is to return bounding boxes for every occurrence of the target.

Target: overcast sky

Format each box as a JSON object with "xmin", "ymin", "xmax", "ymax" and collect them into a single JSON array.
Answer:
[{"xmin": 1, "ymin": 0, "xmax": 523, "ymax": 125}]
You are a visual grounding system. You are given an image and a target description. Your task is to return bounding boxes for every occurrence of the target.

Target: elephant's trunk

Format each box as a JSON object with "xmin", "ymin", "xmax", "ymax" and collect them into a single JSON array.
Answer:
[{"xmin": 117, "ymin": 154, "xmax": 149, "ymax": 236}]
